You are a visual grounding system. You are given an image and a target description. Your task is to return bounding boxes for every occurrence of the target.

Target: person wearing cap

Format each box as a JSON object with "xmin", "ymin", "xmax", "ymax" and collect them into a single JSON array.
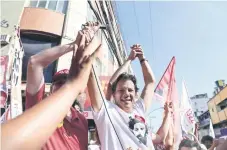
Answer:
[
  {"xmin": 23, "ymin": 22, "xmax": 101, "ymax": 150},
  {"xmin": 2, "ymin": 22, "xmax": 102, "ymax": 150}
]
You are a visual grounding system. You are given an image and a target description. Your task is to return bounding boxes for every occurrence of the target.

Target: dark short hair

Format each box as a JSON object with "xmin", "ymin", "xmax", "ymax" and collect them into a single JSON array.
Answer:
[
  {"xmin": 201, "ymin": 135, "xmax": 213, "ymax": 144},
  {"xmin": 111, "ymin": 72, "xmax": 139, "ymax": 93},
  {"xmin": 179, "ymin": 139, "xmax": 200, "ymax": 150},
  {"xmin": 52, "ymin": 69, "xmax": 69, "ymax": 83}
]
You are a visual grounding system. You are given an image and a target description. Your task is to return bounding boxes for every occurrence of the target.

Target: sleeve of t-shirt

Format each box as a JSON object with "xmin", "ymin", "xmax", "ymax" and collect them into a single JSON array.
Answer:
[
  {"xmin": 134, "ymin": 98, "xmax": 146, "ymax": 115},
  {"xmin": 25, "ymin": 83, "xmax": 45, "ymax": 109},
  {"xmin": 91, "ymin": 100, "xmax": 112, "ymax": 121}
]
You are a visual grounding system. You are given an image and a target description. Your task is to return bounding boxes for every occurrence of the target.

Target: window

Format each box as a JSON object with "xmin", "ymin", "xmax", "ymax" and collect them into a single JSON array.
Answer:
[
  {"xmin": 30, "ymin": 0, "xmax": 68, "ymax": 14},
  {"xmin": 48, "ymin": 0, "xmax": 57, "ymax": 11},
  {"xmin": 38, "ymin": 0, "xmax": 47, "ymax": 8},
  {"xmin": 217, "ymin": 98, "xmax": 227, "ymax": 112},
  {"xmin": 21, "ymin": 34, "xmax": 60, "ymax": 83},
  {"xmin": 56, "ymin": 0, "xmax": 68, "ymax": 14},
  {"xmin": 30, "ymin": 0, "xmax": 38, "ymax": 7}
]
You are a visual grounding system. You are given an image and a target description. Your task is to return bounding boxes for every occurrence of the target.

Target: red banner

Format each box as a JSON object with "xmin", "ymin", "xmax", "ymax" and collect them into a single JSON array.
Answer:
[
  {"xmin": 0, "ymin": 55, "xmax": 8, "ymax": 108},
  {"xmin": 154, "ymin": 57, "xmax": 175, "ymax": 102}
]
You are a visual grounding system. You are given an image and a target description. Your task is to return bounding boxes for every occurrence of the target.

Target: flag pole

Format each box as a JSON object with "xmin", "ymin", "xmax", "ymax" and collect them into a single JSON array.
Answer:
[
  {"xmin": 154, "ymin": 56, "xmax": 175, "ymax": 92},
  {"xmin": 166, "ymin": 57, "xmax": 176, "ymax": 103}
]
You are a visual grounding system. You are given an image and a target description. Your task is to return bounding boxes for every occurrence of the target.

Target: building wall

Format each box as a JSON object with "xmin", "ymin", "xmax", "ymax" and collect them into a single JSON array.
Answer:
[
  {"xmin": 1, "ymin": 0, "xmax": 27, "ymax": 80},
  {"xmin": 208, "ymin": 99, "xmax": 220, "ymax": 124},
  {"xmin": 57, "ymin": 0, "xmax": 87, "ymax": 71},
  {"xmin": 208, "ymin": 86, "xmax": 227, "ymax": 125},
  {"xmin": 2, "ymin": 0, "xmax": 128, "ymax": 111},
  {"xmin": 1, "ymin": 0, "xmax": 27, "ymax": 36},
  {"xmin": 190, "ymin": 94, "xmax": 209, "ymax": 117}
]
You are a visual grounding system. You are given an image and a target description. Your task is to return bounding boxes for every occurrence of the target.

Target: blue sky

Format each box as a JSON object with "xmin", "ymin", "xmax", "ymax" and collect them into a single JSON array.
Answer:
[{"xmin": 115, "ymin": 1, "xmax": 227, "ymax": 131}]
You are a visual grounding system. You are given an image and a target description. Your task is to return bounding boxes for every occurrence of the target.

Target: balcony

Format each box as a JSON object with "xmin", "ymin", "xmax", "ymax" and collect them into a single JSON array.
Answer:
[{"xmin": 20, "ymin": 7, "xmax": 65, "ymax": 36}]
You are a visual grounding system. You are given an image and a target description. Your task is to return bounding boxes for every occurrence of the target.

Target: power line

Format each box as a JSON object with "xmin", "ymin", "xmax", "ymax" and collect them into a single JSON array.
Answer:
[
  {"xmin": 148, "ymin": 1, "xmax": 155, "ymax": 62},
  {"xmin": 113, "ymin": 1, "xmax": 129, "ymax": 55},
  {"xmin": 133, "ymin": 1, "xmax": 140, "ymax": 37}
]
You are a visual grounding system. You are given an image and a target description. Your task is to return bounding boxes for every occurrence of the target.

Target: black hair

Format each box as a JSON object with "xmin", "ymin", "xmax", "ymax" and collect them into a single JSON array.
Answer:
[
  {"xmin": 179, "ymin": 139, "xmax": 200, "ymax": 150},
  {"xmin": 201, "ymin": 135, "xmax": 213, "ymax": 144},
  {"xmin": 111, "ymin": 72, "xmax": 139, "ymax": 93},
  {"xmin": 72, "ymin": 100, "xmax": 82, "ymax": 112}
]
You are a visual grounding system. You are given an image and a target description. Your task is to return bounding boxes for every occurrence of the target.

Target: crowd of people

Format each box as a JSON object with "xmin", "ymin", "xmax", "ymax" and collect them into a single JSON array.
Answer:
[{"xmin": 1, "ymin": 22, "xmax": 227, "ymax": 150}]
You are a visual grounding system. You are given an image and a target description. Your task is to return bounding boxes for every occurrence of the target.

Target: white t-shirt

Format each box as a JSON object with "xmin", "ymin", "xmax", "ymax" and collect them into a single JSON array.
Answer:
[{"xmin": 92, "ymin": 99, "xmax": 155, "ymax": 150}]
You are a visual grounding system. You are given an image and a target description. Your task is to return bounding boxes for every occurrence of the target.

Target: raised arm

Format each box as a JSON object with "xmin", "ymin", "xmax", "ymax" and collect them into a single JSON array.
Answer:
[
  {"xmin": 88, "ymin": 68, "xmax": 104, "ymax": 112},
  {"xmin": 105, "ymin": 49, "xmax": 140, "ymax": 100},
  {"xmin": 1, "ymin": 28, "xmax": 101, "ymax": 150},
  {"xmin": 134, "ymin": 44, "xmax": 155, "ymax": 111},
  {"xmin": 164, "ymin": 121, "xmax": 174, "ymax": 147},
  {"xmin": 26, "ymin": 32, "xmax": 82, "ymax": 95},
  {"xmin": 152, "ymin": 102, "xmax": 172, "ymax": 145}
]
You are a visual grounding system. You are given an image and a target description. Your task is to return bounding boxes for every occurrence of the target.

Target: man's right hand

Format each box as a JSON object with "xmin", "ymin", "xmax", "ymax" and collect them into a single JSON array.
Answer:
[
  {"xmin": 128, "ymin": 44, "xmax": 143, "ymax": 61},
  {"xmin": 213, "ymin": 139, "xmax": 219, "ymax": 147},
  {"xmin": 68, "ymin": 23, "xmax": 102, "ymax": 91},
  {"xmin": 164, "ymin": 102, "xmax": 173, "ymax": 115}
]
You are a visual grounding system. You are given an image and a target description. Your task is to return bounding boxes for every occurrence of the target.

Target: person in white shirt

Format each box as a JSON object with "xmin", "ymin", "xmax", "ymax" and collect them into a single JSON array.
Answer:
[{"xmin": 87, "ymin": 32, "xmax": 165, "ymax": 149}]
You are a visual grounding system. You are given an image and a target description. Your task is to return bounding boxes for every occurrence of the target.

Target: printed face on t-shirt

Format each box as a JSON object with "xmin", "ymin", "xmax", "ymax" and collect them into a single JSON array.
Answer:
[
  {"xmin": 133, "ymin": 122, "xmax": 146, "ymax": 137},
  {"xmin": 129, "ymin": 117, "xmax": 148, "ymax": 145},
  {"xmin": 113, "ymin": 79, "xmax": 136, "ymax": 113}
]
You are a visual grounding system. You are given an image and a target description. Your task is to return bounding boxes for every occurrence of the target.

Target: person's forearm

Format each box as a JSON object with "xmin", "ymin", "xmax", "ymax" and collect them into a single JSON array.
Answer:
[
  {"xmin": 140, "ymin": 60, "xmax": 155, "ymax": 85},
  {"xmin": 157, "ymin": 113, "xmax": 171, "ymax": 142},
  {"xmin": 87, "ymin": 69, "xmax": 103, "ymax": 112},
  {"xmin": 109, "ymin": 59, "xmax": 132, "ymax": 85},
  {"xmin": 29, "ymin": 44, "xmax": 75, "ymax": 68},
  {"xmin": 26, "ymin": 44, "xmax": 75, "ymax": 95},
  {"xmin": 1, "ymin": 79, "xmax": 81, "ymax": 150},
  {"xmin": 165, "ymin": 125, "xmax": 174, "ymax": 147}
]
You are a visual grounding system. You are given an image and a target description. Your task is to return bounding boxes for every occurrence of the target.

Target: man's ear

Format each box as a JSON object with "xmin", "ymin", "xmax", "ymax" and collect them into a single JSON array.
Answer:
[{"xmin": 112, "ymin": 92, "xmax": 117, "ymax": 104}]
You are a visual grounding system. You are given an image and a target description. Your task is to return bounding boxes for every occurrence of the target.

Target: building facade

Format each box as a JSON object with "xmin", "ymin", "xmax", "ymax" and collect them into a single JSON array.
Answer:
[
  {"xmin": 208, "ymin": 80, "xmax": 227, "ymax": 137},
  {"xmin": 190, "ymin": 93, "xmax": 209, "ymax": 118},
  {"xmin": 198, "ymin": 110, "xmax": 211, "ymax": 140},
  {"xmin": 1, "ymin": 0, "xmax": 130, "ymax": 112}
]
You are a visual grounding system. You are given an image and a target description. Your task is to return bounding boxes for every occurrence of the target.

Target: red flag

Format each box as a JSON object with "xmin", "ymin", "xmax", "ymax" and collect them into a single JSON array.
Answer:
[
  {"xmin": 154, "ymin": 57, "xmax": 176, "ymax": 102},
  {"xmin": 0, "ymin": 56, "xmax": 9, "ymax": 108},
  {"xmin": 166, "ymin": 57, "xmax": 182, "ymax": 147},
  {"xmin": 154, "ymin": 57, "xmax": 182, "ymax": 146}
]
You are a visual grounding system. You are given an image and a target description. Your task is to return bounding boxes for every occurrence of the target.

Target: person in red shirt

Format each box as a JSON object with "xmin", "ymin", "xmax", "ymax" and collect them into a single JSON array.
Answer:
[
  {"xmin": 26, "ymin": 69, "xmax": 88, "ymax": 150},
  {"xmin": 2, "ymin": 22, "xmax": 102, "ymax": 150},
  {"xmin": 24, "ymin": 22, "xmax": 101, "ymax": 150}
]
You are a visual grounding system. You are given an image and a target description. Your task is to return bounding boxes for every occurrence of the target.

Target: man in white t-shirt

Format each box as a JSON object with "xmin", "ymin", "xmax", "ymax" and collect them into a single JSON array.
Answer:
[{"xmin": 87, "ymin": 44, "xmax": 158, "ymax": 150}]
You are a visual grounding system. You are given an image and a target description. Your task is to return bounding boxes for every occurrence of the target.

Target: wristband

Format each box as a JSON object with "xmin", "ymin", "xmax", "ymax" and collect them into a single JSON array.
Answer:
[{"xmin": 140, "ymin": 58, "xmax": 147, "ymax": 64}]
